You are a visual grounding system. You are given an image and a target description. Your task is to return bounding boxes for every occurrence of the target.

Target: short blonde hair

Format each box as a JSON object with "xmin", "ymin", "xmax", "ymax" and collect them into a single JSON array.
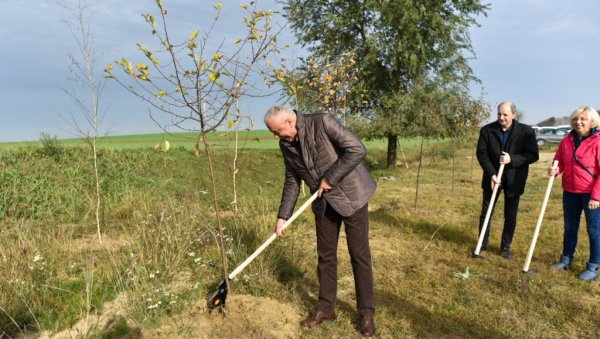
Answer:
[{"xmin": 570, "ymin": 106, "xmax": 600, "ymax": 130}]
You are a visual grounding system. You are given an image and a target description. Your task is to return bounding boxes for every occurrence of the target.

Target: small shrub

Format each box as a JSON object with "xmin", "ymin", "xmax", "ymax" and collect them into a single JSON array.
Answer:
[{"xmin": 38, "ymin": 132, "xmax": 63, "ymax": 160}]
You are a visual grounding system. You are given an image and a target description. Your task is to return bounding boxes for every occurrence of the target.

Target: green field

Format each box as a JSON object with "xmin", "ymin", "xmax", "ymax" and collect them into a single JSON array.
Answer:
[
  {"xmin": 0, "ymin": 136, "xmax": 595, "ymax": 338},
  {"xmin": 0, "ymin": 130, "xmax": 395, "ymax": 151}
]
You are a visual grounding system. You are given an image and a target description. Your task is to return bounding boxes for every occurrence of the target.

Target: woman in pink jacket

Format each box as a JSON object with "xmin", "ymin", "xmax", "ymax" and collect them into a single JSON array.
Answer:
[{"xmin": 550, "ymin": 106, "xmax": 600, "ymax": 281}]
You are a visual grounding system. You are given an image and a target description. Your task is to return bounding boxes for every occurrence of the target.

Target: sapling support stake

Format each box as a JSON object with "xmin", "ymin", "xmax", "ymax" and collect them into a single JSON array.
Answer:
[
  {"xmin": 207, "ymin": 191, "xmax": 319, "ymax": 311},
  {"xmin": 473, "ymin": 163, "xmax": 505, "ymax": 258},
  {"xmin": 523, "ymin": 160, "xmax": 559, "ymax": 273}
]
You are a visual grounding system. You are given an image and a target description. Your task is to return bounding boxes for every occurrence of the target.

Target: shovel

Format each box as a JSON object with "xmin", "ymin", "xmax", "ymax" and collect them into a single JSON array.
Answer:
[
  {"xmin": 207, "ymin": 191, "xmax": 319, "ymax": 310},
  {"xmin": 522, "ymin": 160, "xmax": 559, "ymax": 273},
  {"xmin": 473, "ymin": 163, "xmax": 505, "ymax": 258}
]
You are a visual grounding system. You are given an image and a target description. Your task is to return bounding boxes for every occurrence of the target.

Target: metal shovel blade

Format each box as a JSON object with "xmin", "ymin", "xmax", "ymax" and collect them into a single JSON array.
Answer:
[
  {"xmin": 471, "ymin": 251, "xmax": 487, "ymax": 259},
  {"xmin": 207, "ymin": 279, "xmax": 228, "ymax": 310}
]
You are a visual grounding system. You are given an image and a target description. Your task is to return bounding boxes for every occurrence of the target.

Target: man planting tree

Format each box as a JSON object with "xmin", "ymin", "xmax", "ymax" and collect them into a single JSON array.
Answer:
[{"xmin": 265, "ymin": 105, "xmax": 377, "ymax": 337}]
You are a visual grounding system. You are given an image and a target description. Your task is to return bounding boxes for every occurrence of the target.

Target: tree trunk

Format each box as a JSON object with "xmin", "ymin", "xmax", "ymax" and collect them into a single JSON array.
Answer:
[
  {"xmin": 387, "ymin": 135, "xmax": 398, "ymax": 168},
  {"xmin": 201, "ymin": 133, "xmax": 231, "ymax": 297},
  {"xmin": 451, "ymin": 139, "xmax": 456, "ymax": 193},
  {"xmin": 415, "ymin": 138, "xmax": 424, "ymax": 211}
]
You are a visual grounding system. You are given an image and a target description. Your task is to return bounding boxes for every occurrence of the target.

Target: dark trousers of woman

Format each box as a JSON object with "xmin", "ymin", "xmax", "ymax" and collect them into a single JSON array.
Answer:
[
  {"xmin": 478, "ymin": 187, "xmax": 520, "ymax": 250},
  {"xmin": 562, "ymin": 191, "xmax": 600, "ymax": 264},
  {"xmin": 314, "ymin": 202, "xmax": 374, "ymax": 317}
]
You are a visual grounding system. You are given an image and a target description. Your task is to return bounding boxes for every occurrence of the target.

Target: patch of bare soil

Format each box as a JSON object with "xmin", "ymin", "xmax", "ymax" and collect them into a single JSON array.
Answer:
[
  {"xmin": 31, "ymin": 292, "xmax": 302, "ymax": 338},
  {"xmin": 149, "ymin": 294, "xmax": 303, "ymax": 338},
  {"xmin": 33, "ymin": 293, "xmax": 131, "ymax": 339}
]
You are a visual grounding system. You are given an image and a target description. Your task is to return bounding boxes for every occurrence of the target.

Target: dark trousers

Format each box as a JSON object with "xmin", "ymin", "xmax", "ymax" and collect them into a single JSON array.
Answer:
[
  {"xmin": 562, "ymin": 191, "xmax": 600, "ymax": 264},
  {"xmin": 478, "ymin": 188, "xmax": 520, "ymax": 250},
  {"xmin": 314, "ymin": 203, "xmax": 374, "ymax": 317}
]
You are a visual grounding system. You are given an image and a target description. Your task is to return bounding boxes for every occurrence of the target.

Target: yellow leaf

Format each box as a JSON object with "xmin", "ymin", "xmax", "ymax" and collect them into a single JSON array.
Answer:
[
  {"xmin": 153, "ymin": 143, "xmax": 160, "ymax": 150},
  {"xmin": 163, "ymin": 140, "xmax": 170, "ymax": 152},
  {"xmin": 209, "ymin": 72, "xmax": 220, "ymax": 82},
  {"xmin": 194, "ymin": 143, "xmax": 201, "ymax": 157},
  {"xmin": 127, "ymin": 61, "xmax": 136, "ymax": 76},
  {"xmin": 155, "ymin": 90, "xmax": 167, "ymax": 99},
  {"xmin": 240, "ymin": 4, "xmax": 248, "ymax": 9},
  {"xmin": 233, "ymin": 38, "xmax": 241, "ymax": 44},
  {"xmin": 214, "ymin": 1, "xmax": 222, "ymax": 10},
  {"xmin": 188, "ymin": 30, "xmax": 199, "ymax": 42},
  {"xmin": 228, "ymin": 119, "xmax": 234, "ymax": 129}
]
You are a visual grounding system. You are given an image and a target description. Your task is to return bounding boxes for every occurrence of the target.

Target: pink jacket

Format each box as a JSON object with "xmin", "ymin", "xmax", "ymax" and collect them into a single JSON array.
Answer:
[{"xmin": 554, "ymin": 132, "xmax": 600, "ymax": 200}]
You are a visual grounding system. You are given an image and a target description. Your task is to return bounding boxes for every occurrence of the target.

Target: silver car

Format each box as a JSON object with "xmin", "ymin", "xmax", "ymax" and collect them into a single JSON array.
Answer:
[{"xmin": 536, "ymin": 127, "xmax": 569, "ymax": 147}]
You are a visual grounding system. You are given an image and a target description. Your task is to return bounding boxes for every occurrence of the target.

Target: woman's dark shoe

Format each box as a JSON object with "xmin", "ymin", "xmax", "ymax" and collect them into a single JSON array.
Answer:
[
  {"xmin": 578, "ymin": 262, "xmax": 599, "ymax": 281},
  {"xmin": 551, "ymin": 255, "xmax": 572, "ymax": 270},
  {"xmin": 301, "ymin": 310, "xmax": 336, "ymax": 328}
]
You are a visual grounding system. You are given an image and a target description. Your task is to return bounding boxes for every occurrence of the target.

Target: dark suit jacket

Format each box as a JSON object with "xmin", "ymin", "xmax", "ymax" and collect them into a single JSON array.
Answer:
[
  {"xmin": 476, "ymin": 120, "xmax": 539, "ymax": 196},
  {"xmin": 277, "ymin": 112, "xmax": 376, "ymax": 218}
]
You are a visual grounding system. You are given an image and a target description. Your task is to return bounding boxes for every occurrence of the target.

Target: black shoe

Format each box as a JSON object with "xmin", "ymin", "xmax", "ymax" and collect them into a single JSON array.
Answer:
[{"xmin": 501, "ymin": 248, "xmax": 513, "ymax": 260}]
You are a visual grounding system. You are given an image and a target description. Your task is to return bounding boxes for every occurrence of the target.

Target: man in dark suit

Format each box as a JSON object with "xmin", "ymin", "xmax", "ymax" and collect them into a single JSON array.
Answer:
[{"xmin": 476, "ymin": 101, "xmax": 539, "ymax": 259}]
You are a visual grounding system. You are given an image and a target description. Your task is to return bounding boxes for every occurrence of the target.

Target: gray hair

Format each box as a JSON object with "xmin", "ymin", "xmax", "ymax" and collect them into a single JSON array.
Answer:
[
  {"xmin": 264, "ymin": 105, "xmax": 294, "ymax": 125},
  {"xmin": 570, "ymin": 106, "xmax": 600, "ymax": 130}
]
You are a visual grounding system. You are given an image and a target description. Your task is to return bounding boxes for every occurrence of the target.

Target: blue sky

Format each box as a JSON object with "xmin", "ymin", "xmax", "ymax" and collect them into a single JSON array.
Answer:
[
  {"xmin": 1, "ymin": 1, "xmax": 599, "ymax": 142},
  {"xmin": 469, "ymin": 1, "xmax": 600, "ymax": 123}
]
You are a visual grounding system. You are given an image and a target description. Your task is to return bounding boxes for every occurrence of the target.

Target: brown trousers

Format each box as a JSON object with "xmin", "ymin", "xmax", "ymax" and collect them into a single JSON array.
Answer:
[{"xmin": 314, "ymin": 203, "xmax": 374, "ymax": 316}]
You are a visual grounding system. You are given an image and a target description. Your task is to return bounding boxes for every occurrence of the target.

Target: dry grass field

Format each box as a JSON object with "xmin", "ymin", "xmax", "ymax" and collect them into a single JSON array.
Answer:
[{"xmin": 1, "ymin": 135, "xmax": 599, "ymax": 338}]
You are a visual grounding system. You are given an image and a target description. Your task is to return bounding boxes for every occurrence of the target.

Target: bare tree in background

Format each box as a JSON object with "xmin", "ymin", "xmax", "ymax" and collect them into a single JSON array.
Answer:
[{"xmin": 60, "ymin": 0, "xmax": 105, "ymax": 244}]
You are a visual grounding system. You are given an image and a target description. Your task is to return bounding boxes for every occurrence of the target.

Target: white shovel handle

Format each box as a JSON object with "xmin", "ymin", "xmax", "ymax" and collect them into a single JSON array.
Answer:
[
  {"xmin": 474, "ymin": 163, "xmax": 505, "ymax": 255},
  {"xmin": 228, "ymin": 191, "xmax": 319, "ymax": 280},
  {"xmin": 523, "ymin": 160, "xmax": 559, "ymax": 272}
]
